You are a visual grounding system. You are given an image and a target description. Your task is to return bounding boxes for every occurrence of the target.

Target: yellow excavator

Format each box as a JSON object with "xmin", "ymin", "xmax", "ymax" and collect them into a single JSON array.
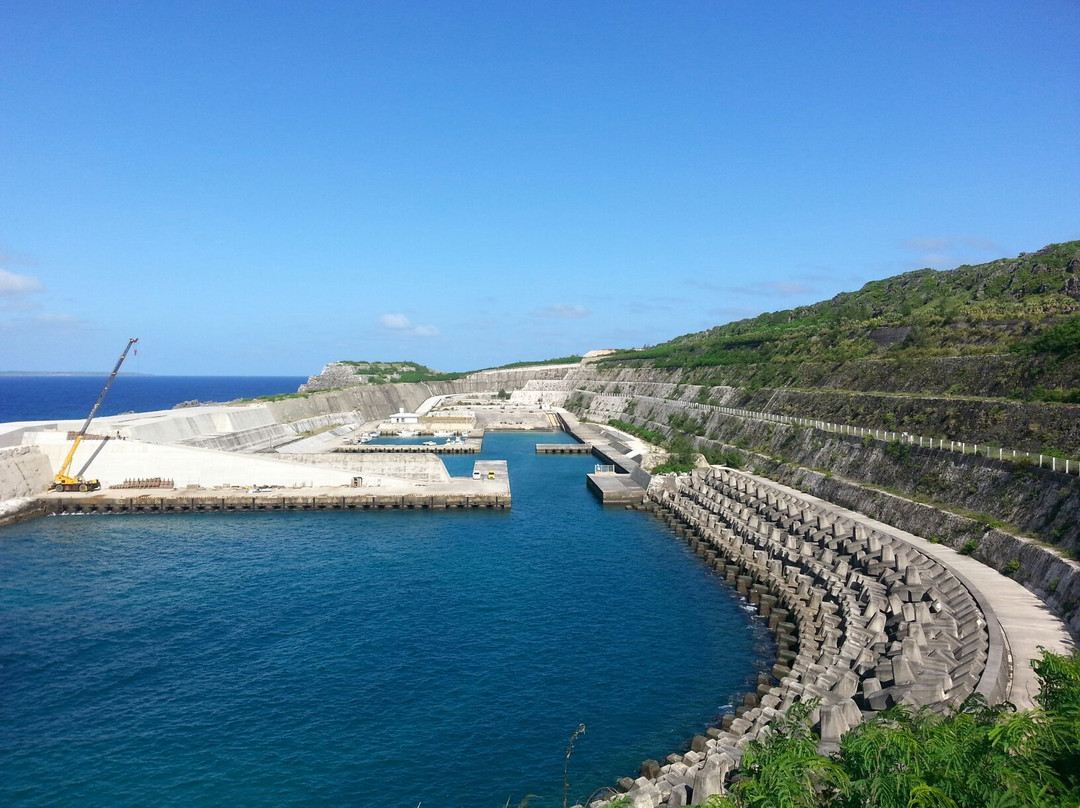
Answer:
[{"xmin": 52, "ymin": 337, "xmax": 139, "ymax": 492}]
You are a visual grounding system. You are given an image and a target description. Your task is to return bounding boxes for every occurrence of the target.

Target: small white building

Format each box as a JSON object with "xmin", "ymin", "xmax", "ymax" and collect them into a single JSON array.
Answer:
[{"xmin": 387, "ymin": 408, "xmax": 420, "ymax": 425}]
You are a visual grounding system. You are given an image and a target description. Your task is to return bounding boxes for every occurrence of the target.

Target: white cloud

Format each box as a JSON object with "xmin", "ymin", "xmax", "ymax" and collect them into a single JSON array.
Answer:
[
  {"xmin": 380, "ymin": 313, "xmax": 412, "ymax": 330},
  {"xmin": 532, "ymin": 303, "xmax": 589, "ymax": 319},
  {"xmin": 0, "ymin": 269, "xmax": 43, "ymax": 296},
  {"xmin": 378, "ymin": 313, "xmax": 439, "ymax": 337},
  {"xmin": 900, "ymin": 236, "xmax": 1003, "ymax": 269}
]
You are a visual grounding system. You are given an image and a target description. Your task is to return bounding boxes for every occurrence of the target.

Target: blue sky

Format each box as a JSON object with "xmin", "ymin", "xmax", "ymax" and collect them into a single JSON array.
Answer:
[{"xmin": 2, "ymin": 1, "xmax": 1078, "ymax": 375}]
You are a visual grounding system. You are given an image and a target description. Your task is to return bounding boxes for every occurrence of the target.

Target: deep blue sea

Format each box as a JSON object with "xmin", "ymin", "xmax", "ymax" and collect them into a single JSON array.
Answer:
[
  {"xmin": 1, "ymin": 403, "xmax": 771, "ymax": 806},
  {"xmin": 0, "ymin": 375, "xmax": 307, "ymax": 423}
]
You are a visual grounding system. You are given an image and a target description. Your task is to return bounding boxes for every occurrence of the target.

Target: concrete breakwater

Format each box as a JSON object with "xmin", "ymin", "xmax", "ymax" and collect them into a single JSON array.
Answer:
[{"xmin": 588, "ymin": 465, "xmax": 1071, "ymax": 807}]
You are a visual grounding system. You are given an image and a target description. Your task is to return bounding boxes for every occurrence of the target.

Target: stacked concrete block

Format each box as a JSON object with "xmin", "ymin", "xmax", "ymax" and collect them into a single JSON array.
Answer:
[{"xmin": 588, "ymin": 467, "xmax": 993, "ymax": 808}]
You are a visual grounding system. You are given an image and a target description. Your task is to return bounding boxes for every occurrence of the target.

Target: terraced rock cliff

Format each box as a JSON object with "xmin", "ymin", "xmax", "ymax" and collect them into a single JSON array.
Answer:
[{"xmin": 553, "ymin": 242, "xmax": 1080, "ymax": 636}]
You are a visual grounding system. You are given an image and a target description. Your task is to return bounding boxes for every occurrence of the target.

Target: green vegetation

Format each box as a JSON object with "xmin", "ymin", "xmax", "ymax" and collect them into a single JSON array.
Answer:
[
  {"xmin": 651, "ymin": 433, "xmax": 698, "ymax": 474},
  {"xmin": 338, "ymin": 360, "xmax": 465, "ymax": 384},
  {"xmin": 335, "ymin": 354, "xmax": 581, "ymax": 386},
  {"xmin": 883, "ymin": 440, "xmax": 912, "ymax": 461},
  {"xmin": 709, "ymin": 649, "xmax": 1080, "ymax": 808},
  {"xmin": 702, "ymin": 447, "xmax": 743, "ymax": 468},
  {"xmin": 299, "ymin": 423, "xmax": 341, "ymax": 438},
  {"xmin": 481, "ymin": 355, "xmax": 583, "ymax": 371},
  {"xmin": 608, "ymin": 419, "xmax": 666, "ymax": 446},
  {"xmin": 608, "ymin": 419, "xmax": 700, "ymax": 474},
  {"xmin": 599, "ymin": 242, "xmax": 1080, "ymax": 373},
  {"xmin": 1016, "ymin": 314, "xmax": 1080, "ymax": 359},
  {"xmin": 249, "ymin": 390, "xmax": 319, "ymax": 402}
]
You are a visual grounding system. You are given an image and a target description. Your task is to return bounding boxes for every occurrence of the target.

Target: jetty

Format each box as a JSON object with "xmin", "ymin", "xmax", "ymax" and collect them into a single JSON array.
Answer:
[{"xmin": 555, "ymin": 412, "xmax": 651, "ymax": 504}]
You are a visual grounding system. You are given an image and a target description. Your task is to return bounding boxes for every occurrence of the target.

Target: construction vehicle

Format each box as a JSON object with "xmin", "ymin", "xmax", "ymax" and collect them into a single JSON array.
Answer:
[{"xmin": 52, "ymin": 337, "xmax": 139, "ymax": 492}]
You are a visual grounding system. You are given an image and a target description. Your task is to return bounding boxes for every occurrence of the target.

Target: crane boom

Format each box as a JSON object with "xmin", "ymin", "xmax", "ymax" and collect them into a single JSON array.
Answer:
[{"xmin": 53, "ymin": 337, "xmax": 139, "ymax": 492}]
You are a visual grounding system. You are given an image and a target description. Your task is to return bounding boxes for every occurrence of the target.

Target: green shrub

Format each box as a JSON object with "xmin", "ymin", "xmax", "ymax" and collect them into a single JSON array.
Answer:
[
  {"xmin": 707, "ymin": 649, "xmax": 1080, "ymax": 808},
  {"xmin": 960, "ymin": 539, "xmax": 979, "ymax": 555},
  {"xmin": 884, "ymin": 439, "xmax": 911, "ymax": 461}
]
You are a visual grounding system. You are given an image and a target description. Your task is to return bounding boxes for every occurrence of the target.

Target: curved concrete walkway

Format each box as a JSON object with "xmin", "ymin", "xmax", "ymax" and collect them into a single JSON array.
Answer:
[{"xmin": 737, "ymin": 469, "xmax": 1075, "ymax": 710}]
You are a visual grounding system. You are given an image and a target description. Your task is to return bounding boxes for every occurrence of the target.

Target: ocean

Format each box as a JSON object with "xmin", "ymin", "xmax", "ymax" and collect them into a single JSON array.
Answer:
[
  {"xmin": 0, "ymin": 375, "xmax": 308, "ymax": 423},
  {"xmin": 0, "ymin": 382, "xmax": 772, "ymax": 806}
]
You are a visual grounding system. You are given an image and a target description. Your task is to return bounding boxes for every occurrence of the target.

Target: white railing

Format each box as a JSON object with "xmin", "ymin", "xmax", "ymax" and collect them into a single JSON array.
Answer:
[{"xmin": 573, "ymin": 388, "xmax": 1079, "ymax": 477}]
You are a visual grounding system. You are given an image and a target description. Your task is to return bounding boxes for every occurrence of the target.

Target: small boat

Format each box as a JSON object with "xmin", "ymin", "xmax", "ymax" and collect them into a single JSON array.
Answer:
[
  {"xmin": 398, "ymin": 429, "xmax": 419, "ymax": 438},
  {"xmin": 422, "ymin": 440, "xmax": 436, "ymax": 446}
]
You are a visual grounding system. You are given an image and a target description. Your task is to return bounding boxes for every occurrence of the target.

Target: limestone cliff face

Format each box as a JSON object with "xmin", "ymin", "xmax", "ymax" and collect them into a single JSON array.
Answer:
[
  {"xmin": 299, "ymin": 362, "xmax": 366, "ymax": 392},
  {"xmin": 0, "ymin": 446, "xmax": 52, "ymax": 525},
  {"xmin": 0, "ymin": 446, "xmax": 52, "ymax": 500},
  {"xmin": 298, "ymin": 363, "xmax": 576, "ymax": 393}
]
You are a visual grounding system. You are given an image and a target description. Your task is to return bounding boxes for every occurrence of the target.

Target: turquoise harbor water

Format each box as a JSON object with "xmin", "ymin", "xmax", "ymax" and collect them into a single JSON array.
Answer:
[{"xmin": 1, "ymin": 433, "xmax": 771, "ymax": 807}]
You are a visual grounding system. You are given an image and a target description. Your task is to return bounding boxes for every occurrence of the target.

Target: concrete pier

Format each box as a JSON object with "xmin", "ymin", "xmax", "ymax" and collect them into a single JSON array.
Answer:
[
  {"xmin": 557, "ymin": 412, "xmax": 650, "ymax": 503},
  {"xmin": 42, "ymin": 487, "xmax": 509, "ymax": 514},
  {"xmin": 334, "ymin": 442, "xmax": 480, "ymax": 454},
  {"xmin": 586, "ymin": 471, "xmax": 648, "ymax": 504}
]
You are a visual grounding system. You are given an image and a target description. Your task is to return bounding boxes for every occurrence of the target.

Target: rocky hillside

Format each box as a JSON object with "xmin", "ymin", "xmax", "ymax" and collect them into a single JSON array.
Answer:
[
  {"xmin": 602, "ymin": 241, "xmax": 1080, "ymax": 400},
  {"xmin": 553, "ymin": 242, "xmax": 1080, "ymax": 632}
]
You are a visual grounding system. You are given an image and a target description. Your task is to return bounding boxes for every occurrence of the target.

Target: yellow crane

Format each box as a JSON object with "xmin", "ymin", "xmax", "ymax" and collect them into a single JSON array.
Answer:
[{"xmin": 52, "ymin": 337, "xmax": 139, "ymax": 492}]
